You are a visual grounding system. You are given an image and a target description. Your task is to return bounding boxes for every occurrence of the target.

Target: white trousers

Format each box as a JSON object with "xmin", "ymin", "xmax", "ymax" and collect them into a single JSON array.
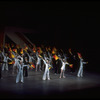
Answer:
[
  {"xmin": 2, "ymin": 63, "xmax": 8, "ymax": 71},
  {"xmin": 43, "ymin": 68, "xmax": 50, "ymax": 80},
  {"xmin": 16, "ymin": 70, "xmax": 24, "ymax": 83},
  {"xmin": 77, "ymin": 65, "xmax": 83, "ymax": 77}
]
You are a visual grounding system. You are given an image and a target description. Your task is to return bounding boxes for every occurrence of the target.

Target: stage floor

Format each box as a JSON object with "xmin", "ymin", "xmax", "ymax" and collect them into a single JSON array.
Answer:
[{"xmin": 0, "ymin": 69, "xmax": 100, "ymax": 99}]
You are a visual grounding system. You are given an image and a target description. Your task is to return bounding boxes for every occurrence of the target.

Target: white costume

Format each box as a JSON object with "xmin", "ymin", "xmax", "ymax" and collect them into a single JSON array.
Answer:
[
  {"xmin": 61, "ymin": 59, "xmax": 69, "ymax": 71},
  {"xmin": 14, "ymin": 57, "xmax": 19, "ymax": 67},
  {"xmin": 27, "ymin": 53, "xmax": 36, "ymax": 67},
  {"xmin": 17, "ymin": 55, "xmax": 24, "ymax": 62},
  {"xmin": 12, "ymin": 56, "xmax": 20, "ymax": 74},
  {"xmin": 59, "ymin": 58, "xmax": 69, "ymax": 78},
  {"xmin": 42, "ymin": 59, "xmax": 51, "ymax": 80},
  {"xmin": 16, "ymin": 62, "xmax": 29, "ymax": 83},
  {"xmin": 36, "ymin": 53, "xmax": 41, "ymax": 71},
  {"xmin": 77, "ymin": 58, "xmax": 87, "ymax": 77},
  {"xmin": 2, "ymin": 53, "xmax": 12, "ymax": 71}
]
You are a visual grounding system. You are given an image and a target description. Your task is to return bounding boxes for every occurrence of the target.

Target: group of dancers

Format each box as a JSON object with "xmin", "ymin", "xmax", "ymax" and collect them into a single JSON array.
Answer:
[{"xmin": 0, "ymin": 43, "xmax": 88, "ymax": 83}]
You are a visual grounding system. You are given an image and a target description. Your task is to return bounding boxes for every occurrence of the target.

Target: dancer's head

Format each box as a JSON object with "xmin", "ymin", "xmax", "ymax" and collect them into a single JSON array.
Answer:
[
  {"xmin": 19, "ymin": 60, "xmax": 23, "ymax": 64},
  {"xmin": 46, "ymin": 58, "xmax": 50, "ymax": 63},
  {"xmin": 63, "ymin": 58, "xmax": 66, "ymax": 62}
]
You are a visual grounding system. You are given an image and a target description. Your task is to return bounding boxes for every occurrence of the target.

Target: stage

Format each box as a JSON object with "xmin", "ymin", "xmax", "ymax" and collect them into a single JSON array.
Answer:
[{"xmin": 0, "ymin": 69, "xmax": 100, "ymax": 99}]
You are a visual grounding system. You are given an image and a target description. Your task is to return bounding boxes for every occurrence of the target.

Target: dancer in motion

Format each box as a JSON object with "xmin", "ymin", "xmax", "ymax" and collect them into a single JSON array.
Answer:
[
  {"xmin": 36, "ymin": 52, "xmax": 41, "ymax": 71},
  {"xmin": 2, "ymin": 53, "xmax": 12, "ymax": 71},
  {"xmin": 39, "ymin": 55, "xmax": 52, "ymax": 80},
  {"xmin": 77, "ymin": 53, "xmax": 88, "ymax": 77},
  {"xmin": 59, "ymin": 57, "xmax": 71, "ymax": 78},
  {"xmin": 12, "ymin": 55, "xmax": 19, "ymax": 74},
  {"xmin": 16, "ymin": 60, "xmax": 29, "ymax": 83}
]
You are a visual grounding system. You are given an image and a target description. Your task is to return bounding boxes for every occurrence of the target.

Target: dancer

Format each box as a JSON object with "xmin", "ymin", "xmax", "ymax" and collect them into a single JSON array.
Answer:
[
  {"xmin": 77, "ymin": 53, "xmax": 88, "ymax": 77},
  {"xmin": 59, "ymin": 58, "xmax": 70, "ymax": 78},
  {"xmin": 16, "ymin": 60, "xmax": 29, "ymax": 83},
  {"xmin": 17, "ymin": 53, "xmax": 24, "ymax": 62},
  {"xmin": 39, "ymin": 55, "xmax": 52, "ymax": 80},
  {"xmin": 23, "ymin": 57, "xmax": 29, "ymax": 77},
  {"xmin": 36, "ymin": 52, "xmax": 41, "ymax": 71},
  {"xmin": 2, "ymin": 53, "xmax": 12, "ymax": 71},
  {"xmin": 12, "ymin": 55, "xmax": 19, "ymax": 74}
]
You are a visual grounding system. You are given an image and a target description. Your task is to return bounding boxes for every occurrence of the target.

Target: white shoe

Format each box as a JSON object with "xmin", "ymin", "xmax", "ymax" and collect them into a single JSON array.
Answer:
[
  {"xmin": 48, "ymin": 78, "xmax": 50, "ymax": 80},
  {"xmin": 42, "ymin": 78, "xmax": 46, "ymax": 80},
  {"xmin": 77, "ymin": 75, "xmax": 80, "ymax": 77},
  {"xmin": 63, "ymin": 76, "xmax": 66, "ymax": 78},
  {"xmin": 59, "ymin": 76, "xmax": 61, "ymax": 78}
]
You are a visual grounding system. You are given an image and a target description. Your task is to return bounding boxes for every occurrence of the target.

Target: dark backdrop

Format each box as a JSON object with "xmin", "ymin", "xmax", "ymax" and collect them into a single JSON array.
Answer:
[{"xmin": 0, "ymin": 1, "xmax": 100, "ymax": 73}]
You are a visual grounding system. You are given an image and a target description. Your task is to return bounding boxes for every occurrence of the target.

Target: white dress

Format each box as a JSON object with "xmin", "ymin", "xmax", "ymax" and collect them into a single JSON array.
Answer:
[{"xmin": 61, "ymin": 60, "xmax": 69, "ymax": 71}]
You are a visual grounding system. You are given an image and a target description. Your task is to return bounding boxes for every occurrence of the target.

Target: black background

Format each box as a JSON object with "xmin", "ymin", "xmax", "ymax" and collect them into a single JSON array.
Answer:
[{"xmin": 0, "ymin": 1, "xmax": 100, "ymax": 73}]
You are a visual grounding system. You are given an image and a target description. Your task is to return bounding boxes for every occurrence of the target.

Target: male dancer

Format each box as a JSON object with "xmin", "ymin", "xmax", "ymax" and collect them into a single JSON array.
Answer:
[
  {"xmin": 77, "ymin": 57, "xmax": 88, "ymax": 77},
  {"xmin": 16, "ymin": 60, "xmax": 29, "ymax": 83},
  {"xmin": 2, "ymin": 53, "xmax": 12, "ymax": 71},
  {"xmin": 40, "ymin": 55, "xmax": 52, "ymax": 80},
  {"xmin": 36, "ymin": 52, "xmax": 41, "ymax": 71}
]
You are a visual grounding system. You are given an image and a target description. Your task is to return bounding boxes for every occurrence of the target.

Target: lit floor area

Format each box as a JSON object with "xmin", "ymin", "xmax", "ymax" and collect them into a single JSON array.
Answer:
[{"xmin": 0, "ymin": 69, "xmax": 100, "ymax": 99}]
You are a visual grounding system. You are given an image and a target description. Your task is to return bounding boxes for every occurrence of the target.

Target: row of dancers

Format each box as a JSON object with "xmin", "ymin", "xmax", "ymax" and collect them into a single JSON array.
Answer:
[{"xmin": 0, "ymin": 43, "xmax": 88, "ymax": 83}]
